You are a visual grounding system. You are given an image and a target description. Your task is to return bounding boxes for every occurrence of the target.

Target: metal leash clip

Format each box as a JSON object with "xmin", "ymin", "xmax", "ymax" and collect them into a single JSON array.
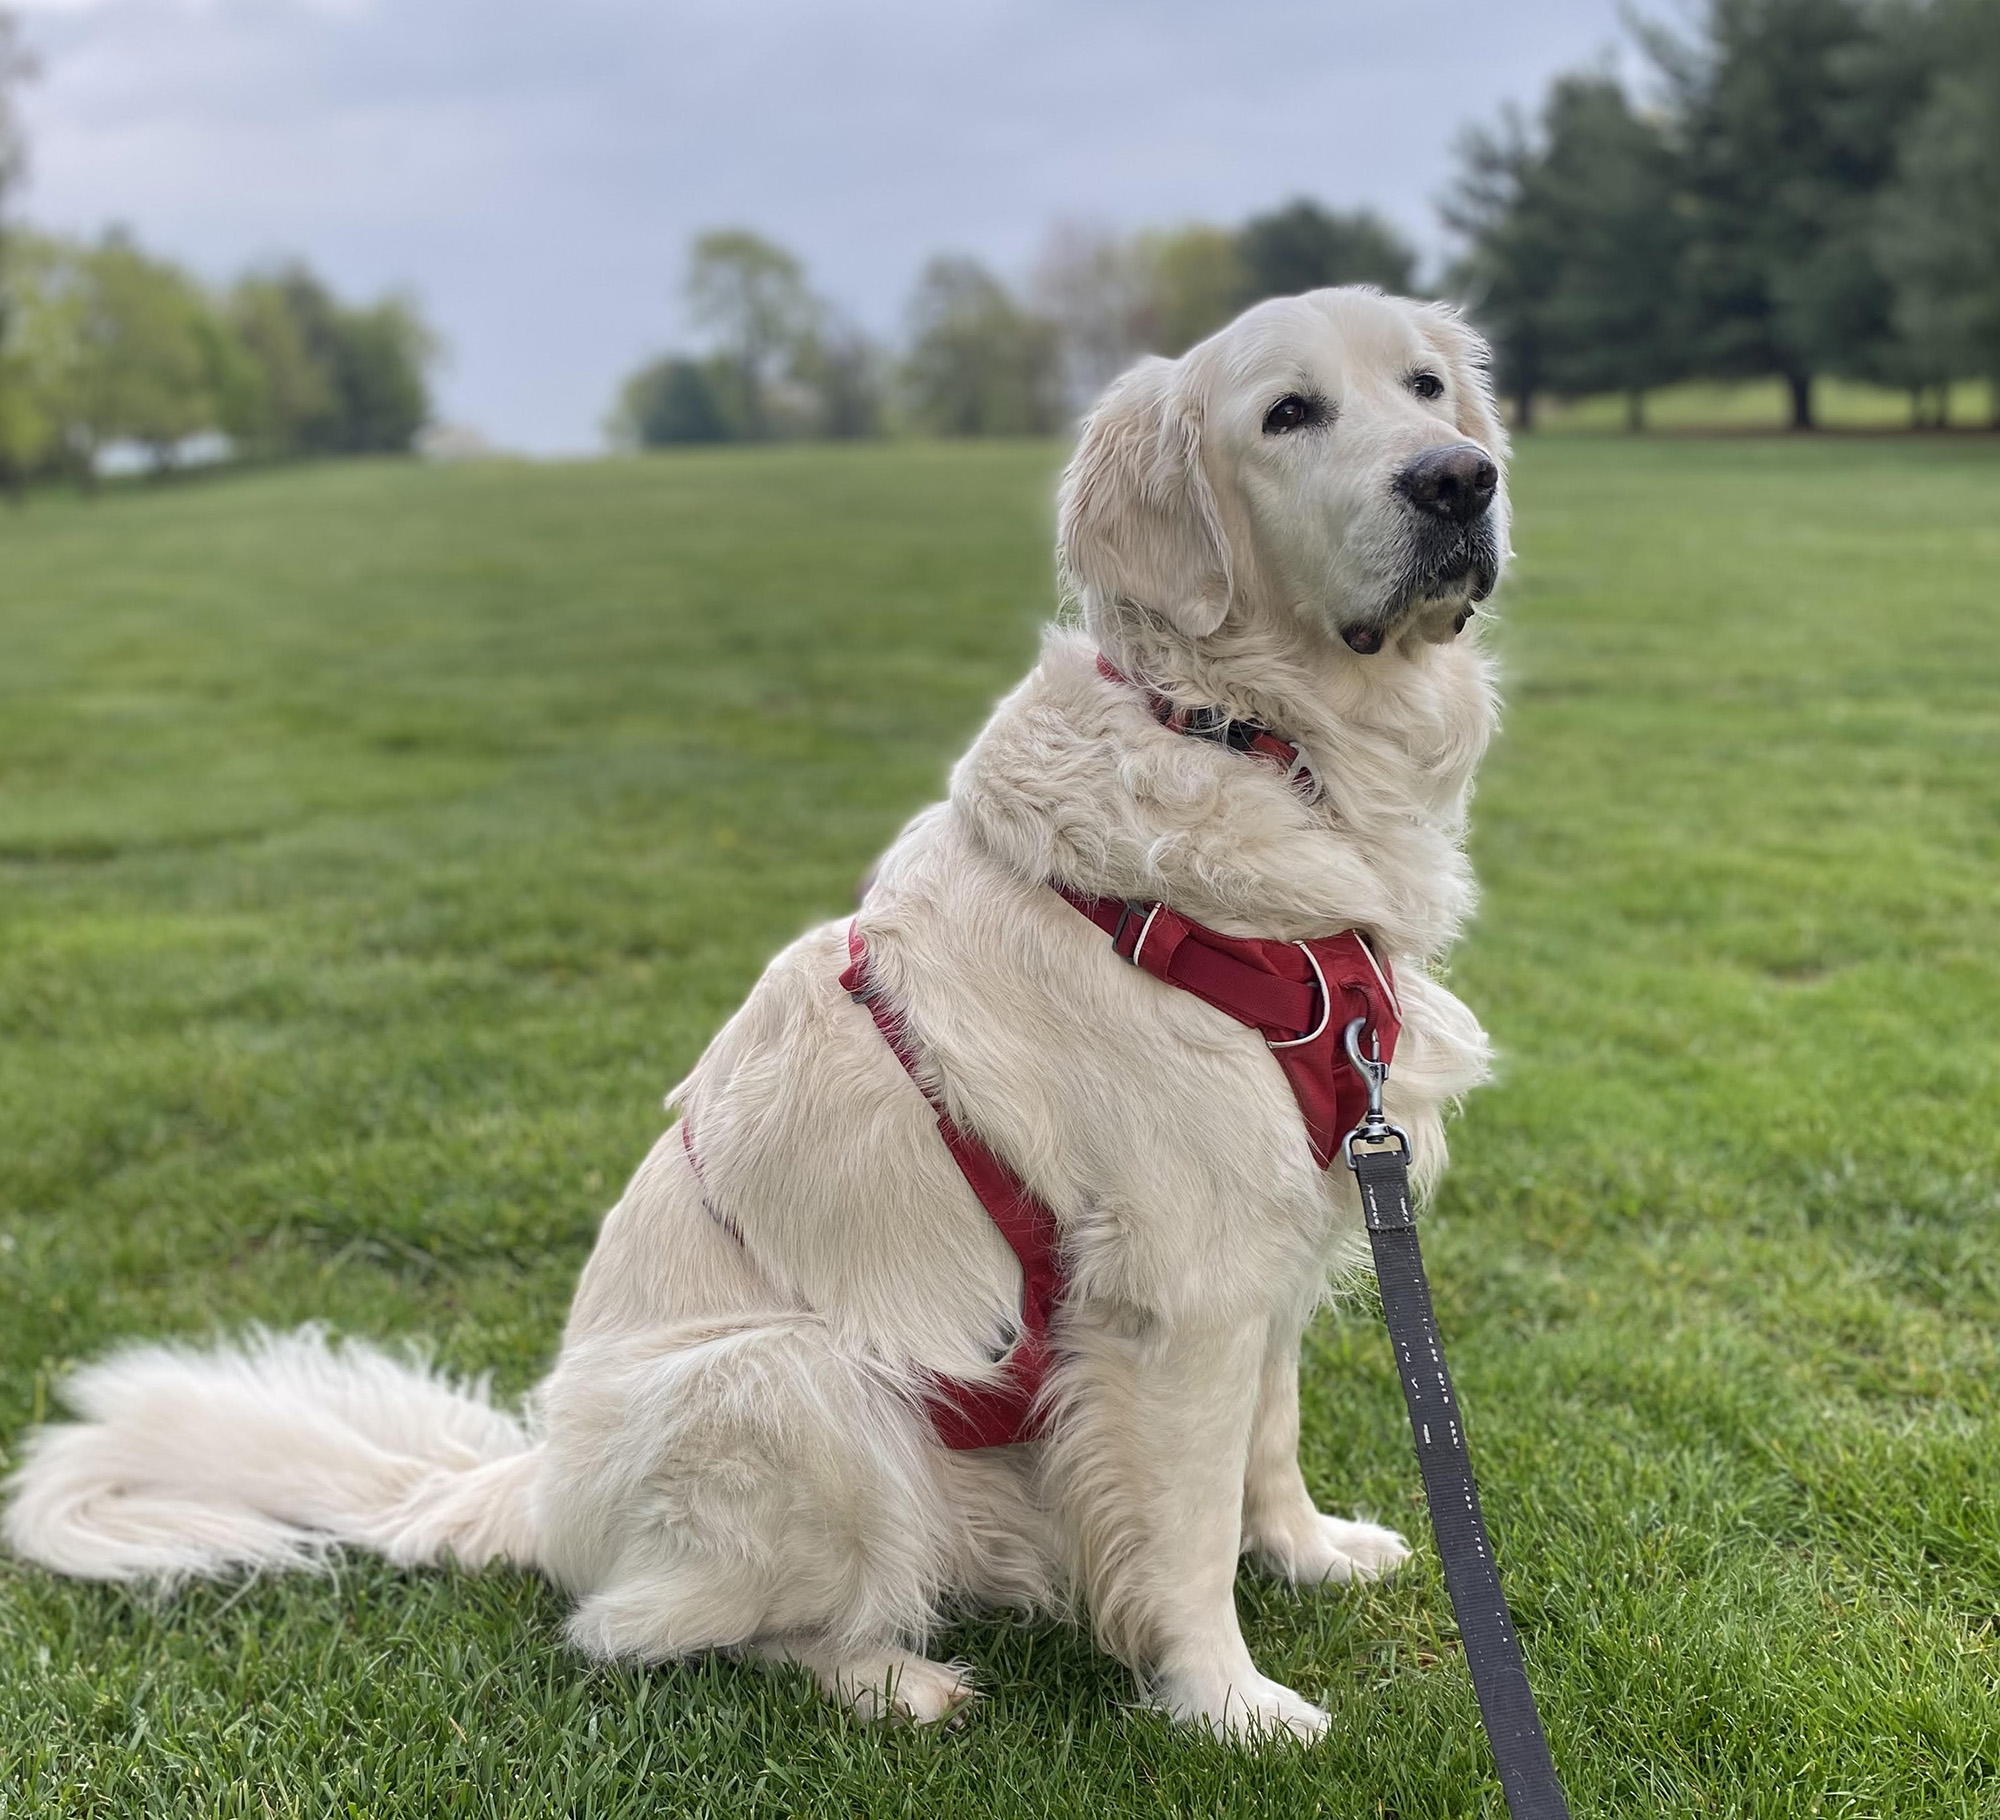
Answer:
[{"xmin": 1340, "ymin": 1015, "xmax": 1413, "ymax": 1171}]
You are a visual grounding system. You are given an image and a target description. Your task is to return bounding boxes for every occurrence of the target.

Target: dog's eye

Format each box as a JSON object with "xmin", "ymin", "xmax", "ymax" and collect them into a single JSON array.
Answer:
[
  {"xmin": 1409, "ymin": 371, "xmax": 1445, "ymax": 401},
  {"xmin": 1262, "ymin": 393, "xmax": 1325, "ymax": 435}
]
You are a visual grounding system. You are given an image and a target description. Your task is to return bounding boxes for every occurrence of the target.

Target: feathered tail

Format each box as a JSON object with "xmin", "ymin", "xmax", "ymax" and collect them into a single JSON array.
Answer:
[{"xmin": 3, "ymin": 1326, "xmax": 540, "ymax": 1584}]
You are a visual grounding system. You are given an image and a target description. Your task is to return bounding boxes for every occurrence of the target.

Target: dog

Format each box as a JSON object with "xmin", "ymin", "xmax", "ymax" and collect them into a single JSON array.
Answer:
[{"xmin": 5, "ymin": 285, "xmax": 1509, "ymax": 1742}]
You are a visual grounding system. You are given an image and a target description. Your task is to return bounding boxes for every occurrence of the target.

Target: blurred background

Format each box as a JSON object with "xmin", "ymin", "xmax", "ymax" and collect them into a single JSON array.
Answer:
[{"xmin": 2, "ymin": 0, "xmax": 1995, "ymax": 478}]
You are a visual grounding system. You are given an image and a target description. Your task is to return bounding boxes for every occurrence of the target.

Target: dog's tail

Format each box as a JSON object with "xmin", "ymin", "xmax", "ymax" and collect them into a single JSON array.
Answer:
[{"xmin": 3, "ymin": 1326, "xmax": 541, "ymax": 1584}]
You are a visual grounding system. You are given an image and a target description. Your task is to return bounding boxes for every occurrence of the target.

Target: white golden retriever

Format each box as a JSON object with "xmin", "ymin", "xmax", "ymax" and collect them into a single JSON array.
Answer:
[{"xmin": 6, "ymin": 287, "xmax": 1508, "ymax": 1742}]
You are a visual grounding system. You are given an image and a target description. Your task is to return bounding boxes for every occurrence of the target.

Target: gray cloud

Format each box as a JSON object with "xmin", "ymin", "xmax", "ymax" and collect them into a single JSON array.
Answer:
[{"xmin": 15, "ymin": 0, "xmax": 1633, "ymax": 451}]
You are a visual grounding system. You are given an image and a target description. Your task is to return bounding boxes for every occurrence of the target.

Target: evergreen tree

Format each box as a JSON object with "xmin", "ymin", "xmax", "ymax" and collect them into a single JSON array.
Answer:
[
  {"xmin": 1533, "ymin": 76, "xmax": 1693, "ymax": 428},
  {"xmin": 1443, "ymin": 111, "xmax": 1566, "ymax": 428},
  {"xmin": 1643, "ymin": 0, "xmax": 1928, "ymax": 428},
  {"xmin": 1878, "ymin": 0, "xmax": 2000, "ymax": 422},
  {"xmin": 1236, "ymin": 200, "xmax": 1418, "ymax": 302}
]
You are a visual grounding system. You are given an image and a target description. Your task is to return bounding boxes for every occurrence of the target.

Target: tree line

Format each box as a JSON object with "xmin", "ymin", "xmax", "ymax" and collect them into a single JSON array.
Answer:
[
  {"xmin": 627, "ymin": 0, "xmax": 2000, "ymax": 443},
  {"xmin": 1449, "ymin": 0, "xmax": 1999, "ymax": 429},
  {"xmin": 612, "ymin": 203, "xmax": 1419, "ymax": 446},
  {"xmin": 7, "ymin": 0, "xmax": 1992, "ymax": 465},
  {"xmin": 0, "ymin": 14, "xmax": 436, "ymax": 491}
]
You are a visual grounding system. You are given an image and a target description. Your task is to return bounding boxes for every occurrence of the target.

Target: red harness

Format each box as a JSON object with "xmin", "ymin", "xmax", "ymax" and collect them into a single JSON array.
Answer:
[
  {"xmin": 684, "ymin": 659, "xmax": 1400, "ymax": 1449},
  {"xmin": 839, "ymin": 925, "xmax": 1064, "ymax": 1449},
  {"xmin": 836, "ymin": 660, "xmax": 1399, "ymax": 1448}
]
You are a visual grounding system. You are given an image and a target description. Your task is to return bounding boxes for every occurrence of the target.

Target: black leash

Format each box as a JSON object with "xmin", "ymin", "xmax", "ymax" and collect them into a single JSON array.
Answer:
[{"xmin": 1342, "ymin": 1019, "xmax": 1570, "ymax": 1820}]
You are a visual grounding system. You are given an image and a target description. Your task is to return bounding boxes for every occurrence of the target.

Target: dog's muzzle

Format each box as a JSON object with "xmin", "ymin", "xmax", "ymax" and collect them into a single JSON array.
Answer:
[
  {"xmin": 1341, "ymin": 522, "xmax": 1501, "ymax": 654},
  {"xmin": 1341, "ymin": 456, "xmax": 1503, "ymax": 654}
]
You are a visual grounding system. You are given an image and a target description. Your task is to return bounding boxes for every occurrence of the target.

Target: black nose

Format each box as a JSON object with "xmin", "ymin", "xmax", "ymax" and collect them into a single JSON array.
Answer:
[{"xmin": 1396, "ymin": 444, "xmax": 1498, "ymax": 526}]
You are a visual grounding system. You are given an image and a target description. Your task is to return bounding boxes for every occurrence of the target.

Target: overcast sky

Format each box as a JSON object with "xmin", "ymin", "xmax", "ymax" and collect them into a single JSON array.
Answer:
[{"xmin": 13, "ymin": 0, "xmax": 1640, "ymax": 453}]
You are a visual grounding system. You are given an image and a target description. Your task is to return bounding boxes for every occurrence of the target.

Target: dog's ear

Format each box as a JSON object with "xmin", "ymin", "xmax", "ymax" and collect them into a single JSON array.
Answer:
[
  {"xmin": 1057, "ymin": 356, "xmax": 1233, "ymax": 640},
  {"xmin": 1419, "ymin": 302, "xmax": 1511, "ymax": 462}
]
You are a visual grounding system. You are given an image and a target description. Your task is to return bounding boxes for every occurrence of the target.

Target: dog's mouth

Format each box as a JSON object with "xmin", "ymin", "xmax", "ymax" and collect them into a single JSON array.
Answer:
[{"xmin": 1340, "ymin": 525, "xmax": 1500, "ymax": 656}]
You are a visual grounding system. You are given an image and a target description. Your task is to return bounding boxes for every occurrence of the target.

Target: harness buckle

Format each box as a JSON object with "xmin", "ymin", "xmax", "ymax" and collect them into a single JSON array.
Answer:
[
  {"xmin": 1109, "ymin": 899, "xmax": 1151, "ymax": 963},
  {"xmin": 1340, "ymin": 1015, "xmax": 1413, "ymax": 1170}
]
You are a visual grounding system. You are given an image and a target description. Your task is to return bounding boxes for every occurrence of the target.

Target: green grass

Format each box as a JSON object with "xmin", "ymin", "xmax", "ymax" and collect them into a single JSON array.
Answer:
[{"xmin": 1, "ymin": 433, "xmax": 1998, "ymax": 1817}]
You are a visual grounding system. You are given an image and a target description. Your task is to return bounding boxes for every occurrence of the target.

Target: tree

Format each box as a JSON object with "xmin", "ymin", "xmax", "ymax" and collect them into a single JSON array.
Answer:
[
  {"xmin": 0, "ymin": 232, "xmax": 224, "ymax": 481},
  {"xmin": 0, "ymin": 10, "xmax": 38, "ymax": 495},
  {"xmin": 1031, "ymin": 220, "xmax": 1159, "ymax": 411},
  {"xmin": 1451, "ymin": 74, "xmax": 1693, "ymax": 429},
  {"xmin": 1, "ymin": 231, "xmax": 432, "ymax": 483},
  {"xmin": 329, "ymin": 295, "xmax": 434, "ymax": 452},
  {"xmin": 1143, "ymin": 224, "xmax": 1248, "ymax": 356},
  {"xmin": 1878, "ymin": 0, "xmax": 2000, "ymax": 423},
  {"xmin": 793, "ymin": 317, "xmax": 884, "ymax": 439},
  {"xmin": 1236, "ymin": 200, "xmax": 1419, "ymax": 302},
  {"xmin": 0, "ymin": 234, "xmax": 78, "ymax": 480},
  {"xmin": 900, "ymin": 256, "xmax": 1062, "ymax": 436},
  {"xmin": 1642, "ymin": 0, "xmax": 1929, "ymax": 428},
  {"xmin": 223, "ymin": 265, "xmax": 436, "ymax": 456},
  {"xmin": 609, "ymin": 355, "xmax": 731, "ymax": 446},
  {"xmin": 684, "ymin": 230, "xmax": 820, "ymax": 439},
  {"xmin": 74, "ymin": 232, "xmax": 231, "ymax": 470},
  {"xmin": 1443, "ymin": 112, "xmax": 1565, "ymax": 429},
  {"xmin": 0, "ymin": 247, "xmax": 58, "ymax": 487},
  {"xmin": 226, "ymin": 271, "xmax": 336, "ymax": 453},
  {"xmin": 0, "ymin": 10, "xmax": 25, "ymax": 218}
]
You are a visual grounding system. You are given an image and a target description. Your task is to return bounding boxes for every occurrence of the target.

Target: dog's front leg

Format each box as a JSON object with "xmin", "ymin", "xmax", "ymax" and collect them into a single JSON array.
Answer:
[
  {"xmin": 1056, "ymin": 1314, "xmax": 1328, "ymax": 1742},
  {"xmin": 1241, "ymin": 1317, "xmax": 1411, "ymax": 1586}
]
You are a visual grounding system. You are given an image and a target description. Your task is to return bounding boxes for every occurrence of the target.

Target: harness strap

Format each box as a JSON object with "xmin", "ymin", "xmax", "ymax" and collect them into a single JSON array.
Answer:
[
  {"xmin": 838, "ymin": 923, "xmax": 1059, "ymax": 1449},
  {"xmin": 1057, "ymin": 887, "xmax": 1321, "ymax": 1032},
  {"xmin": 1054, "ymin": 884, "xmax": 1399, "ymax": 1169},
  {"xmin": 1354, "ymin": 1139, "xmax": 1571, "ymax": 1819}
]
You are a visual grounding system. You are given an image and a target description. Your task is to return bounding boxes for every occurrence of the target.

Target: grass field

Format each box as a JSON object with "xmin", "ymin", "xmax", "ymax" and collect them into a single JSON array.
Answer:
[
  {"xmin": 1, "ymin": 433, "xmax": 1999, "ymax": 1818},
  {"xmin": 1537, "ymin": 375, "xmax": 1998, "ymax": 434}
]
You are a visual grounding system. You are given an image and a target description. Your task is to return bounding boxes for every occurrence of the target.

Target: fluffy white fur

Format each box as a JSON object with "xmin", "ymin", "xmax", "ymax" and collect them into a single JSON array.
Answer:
[{"xmin": 6, "ymin": 288, "xmax": 1510, "ymax": 1740}]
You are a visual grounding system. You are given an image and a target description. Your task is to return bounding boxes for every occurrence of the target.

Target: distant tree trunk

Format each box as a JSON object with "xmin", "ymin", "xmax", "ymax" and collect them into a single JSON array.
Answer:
[
  {"xmin": 1625, "ymin": 389, "xmax": 1646, "ymax": 432},
  {"xmin": 1786, "ymin": 372, "xmax": 1814, "ymax": 431},
  {"xmin": 1909, "ymin": 386, "xmax": 1925, "ymax": 429},
  {"xmin": 1514, "ymin": 386, "xmax": 1535, "ymax": 432}
]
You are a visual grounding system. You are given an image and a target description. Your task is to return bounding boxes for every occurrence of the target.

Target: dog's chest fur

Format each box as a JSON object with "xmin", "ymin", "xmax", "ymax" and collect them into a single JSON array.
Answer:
[{"xmin": 652, "ymin": 630, "xmax": 1495, "ymax": 1377}]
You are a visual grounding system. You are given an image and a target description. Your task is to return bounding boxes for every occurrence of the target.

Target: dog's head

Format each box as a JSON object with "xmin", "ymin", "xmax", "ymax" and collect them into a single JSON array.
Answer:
[{"xmin": 1057, "ymin": 288, "xmax": 1510, "ymax": 659}]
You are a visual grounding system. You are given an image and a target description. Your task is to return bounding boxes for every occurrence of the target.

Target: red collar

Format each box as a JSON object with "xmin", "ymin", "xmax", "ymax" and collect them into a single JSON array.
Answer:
[{"xmin": 1095, "ymin": 654, "xmax": 1319, "ymax": 801}]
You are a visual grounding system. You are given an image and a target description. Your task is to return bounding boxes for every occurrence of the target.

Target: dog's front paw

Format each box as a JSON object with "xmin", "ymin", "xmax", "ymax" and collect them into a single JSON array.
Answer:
[
  {"xmin": 1158, "ymin": 1668, "xmax": 1330, "ymax": 1744},
  {"xmin": 755, "ymin": 1639, "xmax": 977, "ymax": 1727},
  {"xmin": 1255, "ymin": 1511, "xmax": 1412, "ymax": 1586},
  {"xmin": 834, "ymin": 1651, "xmax": 978, "ymax": 1726}
]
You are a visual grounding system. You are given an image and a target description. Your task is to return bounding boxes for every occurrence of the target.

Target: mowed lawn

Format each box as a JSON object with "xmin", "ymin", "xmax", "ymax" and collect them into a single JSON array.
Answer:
[{"xmin": 1, "ymin": 433, "xmax": 1998, "ymax": 1819}]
